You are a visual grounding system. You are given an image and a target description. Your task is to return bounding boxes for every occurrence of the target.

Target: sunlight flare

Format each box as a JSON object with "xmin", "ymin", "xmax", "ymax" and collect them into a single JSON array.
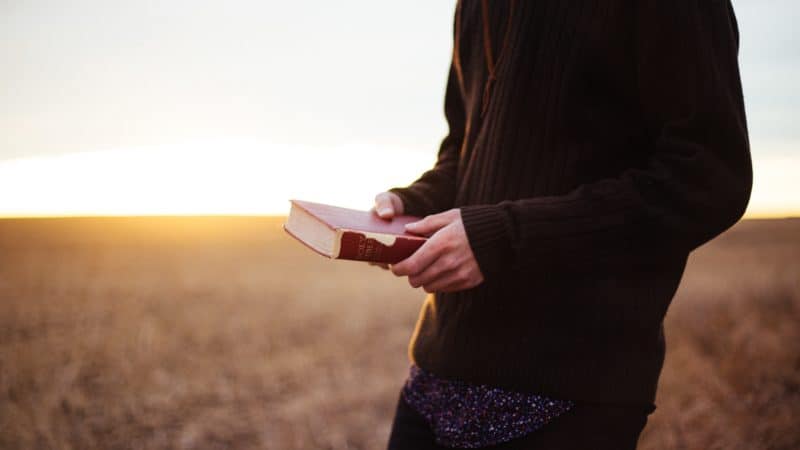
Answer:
[
  {"xmin": 0, "ymin": 138, "xmax": 797, "ymax": 218},
  {"xmin": 0, "ymin": 139, "xmax": 433, "ymax": 217}
]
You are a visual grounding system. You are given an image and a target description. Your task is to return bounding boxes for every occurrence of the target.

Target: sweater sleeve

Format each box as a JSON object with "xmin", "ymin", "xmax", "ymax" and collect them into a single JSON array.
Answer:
[
  {"xmin": 459, "ymin": 0, "xmax": 753, "ymax": 277},
  {"xmin": 387, "ymin": 58, "xmax": 465, "ymax": 217}
]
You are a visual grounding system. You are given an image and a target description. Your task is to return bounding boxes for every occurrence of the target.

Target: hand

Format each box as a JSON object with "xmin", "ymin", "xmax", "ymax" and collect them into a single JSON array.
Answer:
[
  {"xmin": 391, "ymin": 208, "xmax": 484, "ymax": 293},
  {"xmin": 368, "ymin": 192, "xmax": 405, "ymax": 270},
  {"xmin": 373, "ymin": 191, "xmax": 404, "ymax": 219}
]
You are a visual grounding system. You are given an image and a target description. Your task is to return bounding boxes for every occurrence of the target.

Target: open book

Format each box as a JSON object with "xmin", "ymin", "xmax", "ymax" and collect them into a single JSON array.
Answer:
[{"xmin": 283, "ymin": 199, "xmax": 427, "ymax": 263}]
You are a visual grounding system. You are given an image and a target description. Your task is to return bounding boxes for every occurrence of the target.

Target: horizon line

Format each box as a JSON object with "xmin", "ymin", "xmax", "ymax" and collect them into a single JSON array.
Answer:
[{"xmin": 0, "ymin": 212, "xmax": 798, "ymax": 221}]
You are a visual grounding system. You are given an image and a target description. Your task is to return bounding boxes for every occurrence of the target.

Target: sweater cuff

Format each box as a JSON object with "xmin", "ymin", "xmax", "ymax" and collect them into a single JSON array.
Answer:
[
  {"xmin": 459, "ymin": 204, "xmax": 513, "ymax": 278},
  {"xmin": 388, "ymin": 187, "xmax": 429, "ymax": 218}
]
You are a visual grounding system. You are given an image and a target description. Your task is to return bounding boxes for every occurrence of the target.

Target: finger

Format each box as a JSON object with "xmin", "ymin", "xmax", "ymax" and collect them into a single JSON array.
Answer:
[
  {"xmin": 373, "ymin": 192, "xmax": 405, "ymax": 218},
  {"xmin": 387, "ymin": 192, "xmax": 404, "ymax": 215},
  {"xmin": 421, "ymin": 267, "xmax": 465, "ymax": 293},
  {"xmin": 408, "ymin": 252, "xmax": 462, "ymax": 289},
  {"xmin": 373, "ymin": 192, "xmax": 394, "ymax": 219},
  {"xmin": 391, "ymin": 235, "xmax": 448, "ymax": 277},
  {"xmin": 404, "ymin": 211, "xmax": 454, "ymax": 237}
]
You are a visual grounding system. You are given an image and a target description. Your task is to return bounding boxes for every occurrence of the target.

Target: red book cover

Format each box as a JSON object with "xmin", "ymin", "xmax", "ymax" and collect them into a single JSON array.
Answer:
[{"xmin": 283, "ymin": 199, "xmax": 427, "ymax": 264}]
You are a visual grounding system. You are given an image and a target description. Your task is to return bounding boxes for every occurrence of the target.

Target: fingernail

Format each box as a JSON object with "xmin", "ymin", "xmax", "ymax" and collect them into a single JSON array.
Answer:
[
  {"xmin": 378, "ymin": 207, "xmax": 392, "ymax": 217},
  {"xmin": 405, "ymin": 222, "xmax": 417, "ymax": 228}
]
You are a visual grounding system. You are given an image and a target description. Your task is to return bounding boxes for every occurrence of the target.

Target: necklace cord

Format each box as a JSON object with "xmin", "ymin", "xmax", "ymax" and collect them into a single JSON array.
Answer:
[{"xmin": 480, "ymin": 0, "xmax": 515, "ymax": 117}]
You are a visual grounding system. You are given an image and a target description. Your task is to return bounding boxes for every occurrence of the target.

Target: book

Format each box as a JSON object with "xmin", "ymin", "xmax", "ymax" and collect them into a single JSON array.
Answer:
[{"xmin": 283, "ymin": 199, "xmax": 427, "ymax": 263}]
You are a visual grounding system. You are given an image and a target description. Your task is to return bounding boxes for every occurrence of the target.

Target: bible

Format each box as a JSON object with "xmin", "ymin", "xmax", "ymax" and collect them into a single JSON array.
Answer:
[{"xmin": 283, "ymin": 199, "xmax": 427, "ymax": 263}]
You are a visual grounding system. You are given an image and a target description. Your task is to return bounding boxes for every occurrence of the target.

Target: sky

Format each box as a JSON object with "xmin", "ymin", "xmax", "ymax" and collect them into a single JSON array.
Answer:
[{"xmin": 0, "ymin": 0, "xmax": 797, "ymax": 217}]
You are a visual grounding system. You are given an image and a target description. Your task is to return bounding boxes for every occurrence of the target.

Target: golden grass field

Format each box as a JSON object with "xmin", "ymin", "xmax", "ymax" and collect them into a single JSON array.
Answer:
[{"xmin": 1, "ymin": 216, "xmax": 798, "ymax": 450}]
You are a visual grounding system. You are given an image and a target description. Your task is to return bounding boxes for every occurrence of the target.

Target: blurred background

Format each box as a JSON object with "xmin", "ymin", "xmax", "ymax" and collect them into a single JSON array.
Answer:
[{"xmin": 1, "ymin": 1, "xmax": 798, "ymax": 449}]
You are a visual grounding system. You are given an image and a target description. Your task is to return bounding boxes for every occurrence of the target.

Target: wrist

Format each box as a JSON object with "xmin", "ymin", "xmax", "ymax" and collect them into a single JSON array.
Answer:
[{"xmin": 459, "ymin": 204, "xmax": 513, "ymax": 278}]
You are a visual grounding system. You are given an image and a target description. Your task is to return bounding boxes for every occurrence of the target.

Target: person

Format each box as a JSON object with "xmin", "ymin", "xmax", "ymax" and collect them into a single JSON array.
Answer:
[{"xmin": 371, "ymin": 0, "xmax": 752, "ymax": 449}]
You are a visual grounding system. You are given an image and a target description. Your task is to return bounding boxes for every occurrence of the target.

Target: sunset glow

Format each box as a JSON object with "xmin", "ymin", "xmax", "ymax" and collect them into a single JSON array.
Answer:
[
  {"xmin": 0, "ymin": 140, "xmax": 433, "ymax": 217},
  {"xmin": 0, "ymin": 140, "xmax": 796, "ymax": 218}
]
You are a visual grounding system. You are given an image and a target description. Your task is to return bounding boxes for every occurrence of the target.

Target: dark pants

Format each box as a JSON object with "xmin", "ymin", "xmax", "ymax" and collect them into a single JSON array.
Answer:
[{"xmin": 387, "ymin": 391, "xmax": 655, "ymax": 450}]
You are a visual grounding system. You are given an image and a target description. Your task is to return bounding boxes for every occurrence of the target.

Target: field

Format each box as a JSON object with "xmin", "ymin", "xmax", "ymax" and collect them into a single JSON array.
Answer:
[{"xmin": 1, "ymin": 217, "xmax": 798, "ymax": 450}]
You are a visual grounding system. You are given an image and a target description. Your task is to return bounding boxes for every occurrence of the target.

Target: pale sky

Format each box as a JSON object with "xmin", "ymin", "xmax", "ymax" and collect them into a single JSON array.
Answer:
[{"xmin": 0, "ymin": 0, "xmax": 797, "ymax": 217}]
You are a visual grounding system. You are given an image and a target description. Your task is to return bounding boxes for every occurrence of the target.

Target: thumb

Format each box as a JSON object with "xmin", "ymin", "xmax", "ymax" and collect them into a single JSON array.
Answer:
[
  {"xmin": 405, "ymin": 212, "xmax": 450, "ymax": 237},
  {"xmin": 374, "ymin": 193, "xmax": 396, "ymax": 219}
]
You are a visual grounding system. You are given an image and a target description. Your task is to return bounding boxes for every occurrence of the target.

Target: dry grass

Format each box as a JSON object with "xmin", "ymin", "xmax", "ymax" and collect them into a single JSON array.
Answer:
[{"xmin": 0, "ymin": 217, "xmax": 798, "ymax": 450}]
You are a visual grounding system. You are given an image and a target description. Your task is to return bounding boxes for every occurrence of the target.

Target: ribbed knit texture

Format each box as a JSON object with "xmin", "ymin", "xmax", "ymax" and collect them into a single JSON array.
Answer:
[{"xmin": 389, "ymin": 0, "xmax": 752, "ymax": 404}]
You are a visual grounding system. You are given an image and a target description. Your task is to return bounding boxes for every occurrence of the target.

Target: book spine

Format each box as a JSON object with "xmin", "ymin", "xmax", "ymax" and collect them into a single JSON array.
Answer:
[{"xmin": 337, "ymin": 231, "xmax": 424, "ymax": 264}]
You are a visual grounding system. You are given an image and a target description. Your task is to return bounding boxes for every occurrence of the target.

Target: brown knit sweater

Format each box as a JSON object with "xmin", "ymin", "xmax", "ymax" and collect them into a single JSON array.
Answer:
[{"xmin": 388, "ymin": 0, "xmax": 752, "ymax": 404}]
